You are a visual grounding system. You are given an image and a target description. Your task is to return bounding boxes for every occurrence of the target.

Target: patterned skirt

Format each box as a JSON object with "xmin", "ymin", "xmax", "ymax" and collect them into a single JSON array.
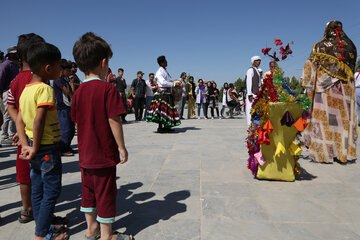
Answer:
[
  {"xmin": 304, "ymin": 80, "xmax": 358, "ymax": 163},
  {"xmin": 146, "ymin": 92, "xmax": 181, "ymax": 128}
]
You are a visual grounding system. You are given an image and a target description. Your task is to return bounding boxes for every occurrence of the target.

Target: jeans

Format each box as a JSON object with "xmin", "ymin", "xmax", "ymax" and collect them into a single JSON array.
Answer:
[
  {"xmin": 178, "ymin": 96, "xmax": 187, "ymax": 119},
  {"xmin": 134, "ymin": 96, "xmax": 145, "ymax": 120},
  {"xmin": 197, "ymin": 103, "xmax": 206, "ymax": 118},
  {"xmin": 57, "ymin": 108, "xmax": 75, "ymax": 153},
  {"xmin": 1, "ymin": 90, "xmax": 16, "ymax": 140},
  {"xmin": 144, "ymin": 96, "xmax": 154, "ymax": 119},
  {"xmin": 30, "ymin": 143, "xmax": 62, "ymax": 237}
]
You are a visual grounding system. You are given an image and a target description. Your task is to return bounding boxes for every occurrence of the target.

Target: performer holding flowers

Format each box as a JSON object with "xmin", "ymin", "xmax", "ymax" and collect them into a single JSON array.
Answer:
[{"xmin": 146, "ymin": 56, "xmax": 182, "ymax": 133}]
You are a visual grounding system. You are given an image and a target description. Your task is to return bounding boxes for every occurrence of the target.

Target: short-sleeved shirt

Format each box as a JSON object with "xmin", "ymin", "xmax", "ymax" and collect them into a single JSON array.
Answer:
[
  {"xmin": 145, "ymin": 80, "xmax": 155, "ymax": 97},
  {"xmin": 53, "ymin": 77, "xmax": 72, "ymax": 110},
  {"xmin": 71, "ymin": 79, "xmax": 126, "ymax": 169},
  {"xmin": 8, "ymin": 70, "xmax": 33, "ymax": 109},
  {"xmin": 19, "ymin": 82, "xmax": 61, "ymax": 144},
  {"xmin": 131, "ymin": 78, "xmax": 146, "ymax": 97}
]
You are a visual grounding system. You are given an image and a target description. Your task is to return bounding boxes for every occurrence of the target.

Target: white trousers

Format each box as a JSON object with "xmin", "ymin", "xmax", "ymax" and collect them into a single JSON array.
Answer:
[{"xmin": 245, "ymin": 96, "xmax": 252, "ymax": 126}]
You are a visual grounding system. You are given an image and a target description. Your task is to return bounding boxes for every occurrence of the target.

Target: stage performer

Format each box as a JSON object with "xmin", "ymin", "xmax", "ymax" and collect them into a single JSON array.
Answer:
[
  {"xmin": 245, "ymin": 56, "xmax": 261, "ymax": 126},
  {"xmin": 146, "ymin": 55, "xmax": 182, "ymax": 133},
  {"xmin": 302, "ymin": 20, "xmax": 358, "ymax": 163}
]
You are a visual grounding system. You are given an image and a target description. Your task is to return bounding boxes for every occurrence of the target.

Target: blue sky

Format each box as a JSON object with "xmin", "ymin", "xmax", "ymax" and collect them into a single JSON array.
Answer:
[{"xmin": 1, "ymin": 0, "xmax": 360, "ymax": 86}]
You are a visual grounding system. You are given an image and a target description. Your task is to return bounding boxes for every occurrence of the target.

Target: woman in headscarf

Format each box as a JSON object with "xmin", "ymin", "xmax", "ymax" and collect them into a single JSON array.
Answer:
[{"xmin": 302, "ymin": 20, "xmax": 358, "ymax": 163}]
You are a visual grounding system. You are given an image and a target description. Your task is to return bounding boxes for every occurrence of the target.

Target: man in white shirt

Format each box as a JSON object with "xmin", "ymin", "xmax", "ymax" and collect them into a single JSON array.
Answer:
[
  {"xmin": 177, "ymin": 72, "xmax": 187, "ymax": 119},
  {"xmin": 355, "ymin": 71, "xmax": 360, "ymax": 125},
  {"xmin": 144, "ymin": 73, "xmax": 155, "ymax": 119},
  {"xmin": 245, "ymin": 56, "xmax": 261, "ymax": 126},
  {"xmin": 147, "ymin": 55, "xmax": 182, "ymax": 133}
]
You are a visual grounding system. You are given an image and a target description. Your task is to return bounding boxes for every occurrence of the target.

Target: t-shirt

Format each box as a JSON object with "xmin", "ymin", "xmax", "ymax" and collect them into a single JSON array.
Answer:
[
  {"xmin": 19, "ymin": 82, "xmax": 61, "ymax": 144},
  {"xmin": 131, "ymin": 78, "xmax": 146, "ymax": 97},
  {"xmin": 71, "ymin": 79, "xmax": 126, "ymax": 169},
  {"xmin": 53, "ymin": 77, "xmax": 72, "ymax": 110},
  {"xmin": 8, "ymin": 70, "xmax": 33, "ymax": 109},
  {"xmin": 145, "ymin": 80, "xmax": 155, "ymax": 97}
]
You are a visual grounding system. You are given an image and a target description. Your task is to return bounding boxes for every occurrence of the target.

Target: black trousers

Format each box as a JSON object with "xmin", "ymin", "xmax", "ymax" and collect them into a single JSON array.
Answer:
[{"xmin": 134, "ymin": 97, "xmax": 145, "ymax": 120}]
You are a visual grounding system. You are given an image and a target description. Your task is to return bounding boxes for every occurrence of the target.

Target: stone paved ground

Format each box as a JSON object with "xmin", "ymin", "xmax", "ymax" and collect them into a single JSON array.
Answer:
[{"xmin": 1, "ymin": 111, "xmax": 360, "ymax": 240}]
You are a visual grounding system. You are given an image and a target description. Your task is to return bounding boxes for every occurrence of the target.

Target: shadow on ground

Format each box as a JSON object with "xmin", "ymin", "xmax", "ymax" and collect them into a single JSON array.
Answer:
[
  {"xmin": 153, "ymin": 127, "xmax": 201, "ymax": 134},
  {"xmin": 295, "ymin": 164, "xmax": 317, "ymax": 181},
  {"xmin": 53, "ymin": 181, "xmax": 190, "ymax": 237}
]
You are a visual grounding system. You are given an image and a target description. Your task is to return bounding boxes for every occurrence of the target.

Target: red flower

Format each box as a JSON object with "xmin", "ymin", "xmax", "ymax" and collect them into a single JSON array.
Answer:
[
  {"xmin": 274, "ymin": 39, "xmax": 283, "ymax": 46},
  {"xmin": 44, "ymin": 155, "xmax": 50, "ymax": 161},
  {"xmin": 262, "ymin": 48, "xmax": 271, "ymax": 55},
  {"xmin": 279, "ymin": 44, "xmax": 293, "ymax": 60}
]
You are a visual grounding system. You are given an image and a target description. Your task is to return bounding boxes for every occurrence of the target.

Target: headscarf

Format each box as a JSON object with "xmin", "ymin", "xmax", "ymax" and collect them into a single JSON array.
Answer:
[{"xmin": 308, "ymin": 20, "xmax": 357, "ymax": 83}]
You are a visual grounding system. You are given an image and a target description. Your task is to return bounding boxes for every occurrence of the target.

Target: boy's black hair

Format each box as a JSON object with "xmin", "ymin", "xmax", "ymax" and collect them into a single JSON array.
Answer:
[
  {"xmin": 189, "ymin": 76, "xmax": 194, "ymax": 80},
  {"xmin": 229, "ymin": 83, "xmax": 234, "ymax": 88},
  {"xmin": 60, "ymin": 59, "xmax": 72, "ymax": 69},
  {"xmin": 149, "ymin": 73, "xmax": 154, "ymax": 77},
  {"xmin": 118, "ymin": 68, "xmax": 124, "ymax": 72},
  {"xmin": 157, "ymin": 55, "xmax": 166, "ymax": 66},
  {"xmin": 73, "ymin": 32, "xmax": 113, "ymax": 75},
  {"xmin": 27, "ymin": 42, "xmax": 61, "ymax": 74},
  {"xmin": 17, "ymin": 33, "xmax": 45, "ymax": 63}
]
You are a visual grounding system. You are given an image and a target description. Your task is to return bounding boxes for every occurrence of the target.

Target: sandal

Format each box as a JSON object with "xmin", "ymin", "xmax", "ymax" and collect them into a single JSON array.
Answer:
[
  {"xmin": 114, "ymin": 231, "xmax": 133, "ymax": 240},
  {"xmin": 44, "ymin": 224, "xmax": 69, "ymax": 240},
  {"xmin": 18, "ymin": 210, "xmax": 34, "ymax": 223},
  {"xmin": 52, "ymin": 216, "xmax": 69, "ymax": 226},
  {"xmin": 85, "ymin": 229, "xmax": 101, "ymax": 240}
]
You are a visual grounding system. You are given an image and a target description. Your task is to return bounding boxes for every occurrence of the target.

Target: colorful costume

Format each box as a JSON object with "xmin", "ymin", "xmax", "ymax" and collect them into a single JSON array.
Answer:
[
  {"xmin": 246, "ymin": 40, "xmax": 311, "ymax": 181},
  {"xmin": 146, "ymin": 67, "xmax": 181, "ymax": 128},
  {"xmin": 302, "ymin": 20, "xmax": 358, "ymax": 163}
]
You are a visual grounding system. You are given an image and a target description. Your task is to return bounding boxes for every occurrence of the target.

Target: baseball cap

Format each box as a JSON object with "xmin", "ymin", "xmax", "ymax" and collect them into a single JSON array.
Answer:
[{"xmin": 5, "ymin": 46, "xmax": 17, "ymax": 57}]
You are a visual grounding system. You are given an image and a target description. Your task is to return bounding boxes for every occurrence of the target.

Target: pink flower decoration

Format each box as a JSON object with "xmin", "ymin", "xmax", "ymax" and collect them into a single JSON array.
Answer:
[
  {"xmin": 262, "ymin": 48, "xmax": 271, "ymax": 55},
  {"xmin": 274, "ymin": 39, "xmax": 283, "ymax": 46}
]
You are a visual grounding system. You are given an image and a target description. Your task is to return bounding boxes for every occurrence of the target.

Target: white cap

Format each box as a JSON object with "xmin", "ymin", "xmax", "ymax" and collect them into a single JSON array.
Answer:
[
  {"xmin": 258, "ymin": 68, "xmax": 263, "ymax": 72},
  {"xmin": 7, "ymin": 46, "xmax": 17, "ymax": 54},
  {"xmin": 251, "ymin": 56, "xmax": 261, "ymax": 64}
]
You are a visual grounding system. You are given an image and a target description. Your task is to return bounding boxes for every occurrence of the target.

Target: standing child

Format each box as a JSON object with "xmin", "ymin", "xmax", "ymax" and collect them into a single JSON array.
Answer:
[
  {"xmin": 16, "ymin": 42, "xmax": 68, "ymax": 240},
  {"xmin": 8, "ymin": 33, "xmax": 45, "ymax": 224},
  {"xmin": 71, "ymin": 32, "xmax": 131, "ymax": 240}
]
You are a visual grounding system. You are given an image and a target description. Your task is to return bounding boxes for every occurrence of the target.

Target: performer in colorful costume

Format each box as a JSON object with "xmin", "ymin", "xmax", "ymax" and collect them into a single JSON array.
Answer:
[
  {"xmin": 146, "ymin": 55, "xmax": 182, "ymax": 133},
  {"xmin": 246, "ymin": 39, "xmax": 311, "ymax": 181},
  {"xmin": 302, "ymin": 20, "xmax": 358, "ymax": 163}
]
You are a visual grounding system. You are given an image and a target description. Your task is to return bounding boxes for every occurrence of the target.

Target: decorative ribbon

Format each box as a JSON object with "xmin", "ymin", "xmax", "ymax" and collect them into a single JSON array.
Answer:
[
  {"xmin": 254, "ymin": 151, "xmax": 266, "ymax": 166},
  {"xmin": 263, "ymin": 120, "xmax": 274, "ymax": 133},
  {"xmin": 280, "ymin": 111, "xmax": 295, "ymax": 127},
  {"xmin": 294, "ymin": 117, "xmax": 308, "ymax": 132},
  {"xmin": 258, "ymin": 130, "xmax": 270, "ymax": 145},
  {"xmin": 275, "ymin": 142, "xmax": 286, "ymax": 157},
  {"xmin": 289, "ymin": 141, "xmax": 302, "ymax": 156},
  {"xmin": 333, "ymin": 27, "xmax": 345, "ymax": 61}
]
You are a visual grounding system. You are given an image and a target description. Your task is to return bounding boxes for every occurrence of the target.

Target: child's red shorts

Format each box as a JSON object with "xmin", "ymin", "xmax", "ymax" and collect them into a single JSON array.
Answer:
[
  {"xmin": 80, "ymin": 166, "xmax": 117, "ymax": 223},
  {"xmin": 16, "ymin": 145, "xmax": 31, "ymax": 184}
]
